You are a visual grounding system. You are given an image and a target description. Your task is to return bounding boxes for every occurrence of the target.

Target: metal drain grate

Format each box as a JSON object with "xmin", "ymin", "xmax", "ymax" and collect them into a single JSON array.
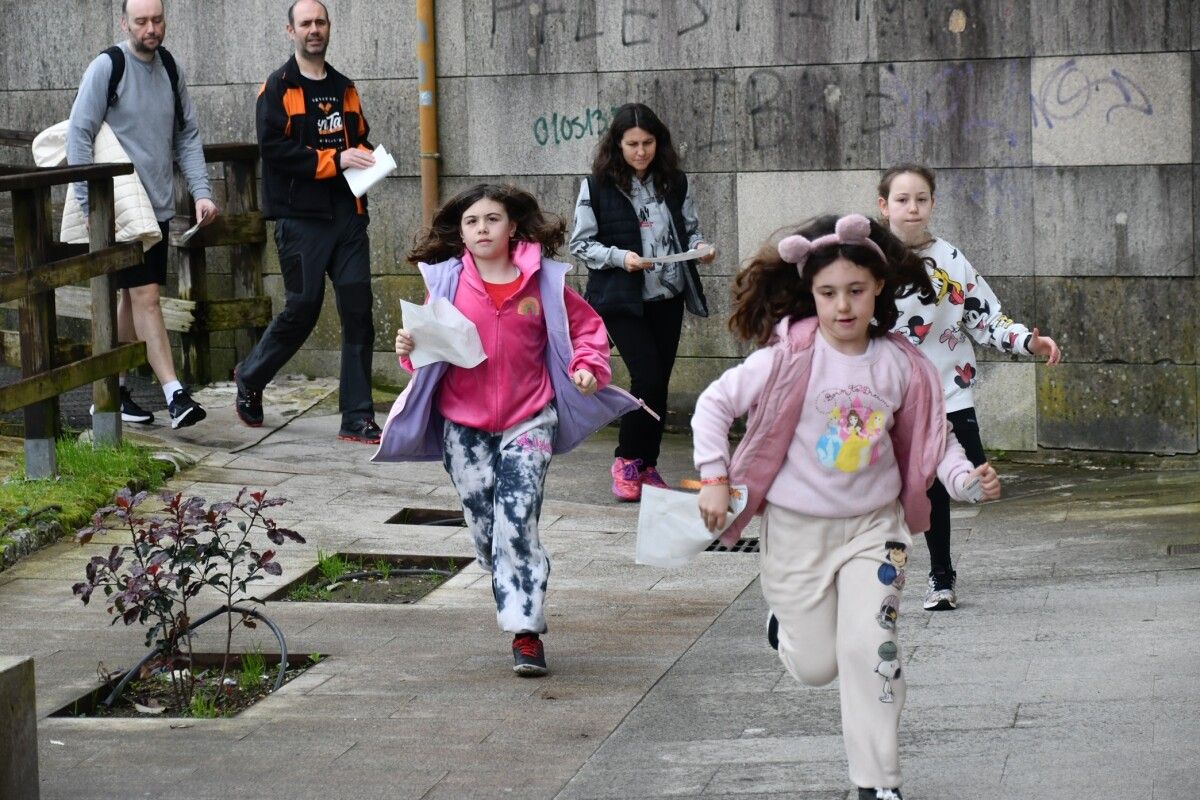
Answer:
[
  {"xmin": 706, "ymin": 537, "xmax": 760, "ymax": 554},
  {"xmin": 1167, "ymin": 543, "xmax": 1200, "ymax": 556}
]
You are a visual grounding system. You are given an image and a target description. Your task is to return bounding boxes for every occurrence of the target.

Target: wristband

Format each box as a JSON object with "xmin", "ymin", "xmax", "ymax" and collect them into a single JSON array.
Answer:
[{"xmin": 700, "ymin": 476, "xmax": 729, "ymax": 486}]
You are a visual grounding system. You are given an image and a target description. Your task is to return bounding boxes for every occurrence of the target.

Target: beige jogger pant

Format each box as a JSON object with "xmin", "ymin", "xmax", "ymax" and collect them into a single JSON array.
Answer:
[{"xmin": 759, "ymin": 500, "xmax": 913, "ymax": 789}]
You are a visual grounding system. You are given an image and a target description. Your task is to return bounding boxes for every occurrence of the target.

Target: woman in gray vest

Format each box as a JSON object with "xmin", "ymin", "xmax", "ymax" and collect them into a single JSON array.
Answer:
[{"xmin": 569, "ymin": 103, "xmax": 716, "ymax": 501}]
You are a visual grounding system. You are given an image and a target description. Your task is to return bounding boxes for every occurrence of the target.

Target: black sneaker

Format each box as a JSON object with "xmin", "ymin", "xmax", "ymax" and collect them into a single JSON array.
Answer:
[
  {"xmin": 168, "ymin": 388, "xmax": 206, "ymax": 429},
  {"xmin": 923, "ymin": 567, "xmax": 958, "ymax": 611},
  {"xmin": 767, "ymin": 611, "xmax": 780, "ymax": 651},
  {"xmin": 858, "ymin": 788, "xmax": 903, "ymax": 800},
  {"xmin": 233, "ymin": 368, "xmax": 263, "ymax": 427},
  {"xmin": 338, "ymin": 417, "xmax": 382, "ymax": 444},
  {"xmin": 512, "ymin": 633, "xmax": 548, "ymax": 677},
  {"xmin": 89, "ymin": 386, "xmax": 154, "ymax": 424}
]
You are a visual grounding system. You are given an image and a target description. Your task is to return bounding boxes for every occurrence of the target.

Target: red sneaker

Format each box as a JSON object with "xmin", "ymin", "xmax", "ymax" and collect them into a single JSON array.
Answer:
[
  {"xmin": 639, "ymin": 465, "xmax": 669, "ymax": 490},
  {"xmin": 611, "ymin": 456, "xmax": 643, "ymax": 501},
  {"xmin": 512, "ymin": 633, "xmax": 548, "ymax": 677}
]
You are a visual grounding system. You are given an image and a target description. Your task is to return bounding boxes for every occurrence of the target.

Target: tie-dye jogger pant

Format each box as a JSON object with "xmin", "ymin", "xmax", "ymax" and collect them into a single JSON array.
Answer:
[{"xmin": 442, "ymin": 403, "xmax": 558, "ymax": 634}]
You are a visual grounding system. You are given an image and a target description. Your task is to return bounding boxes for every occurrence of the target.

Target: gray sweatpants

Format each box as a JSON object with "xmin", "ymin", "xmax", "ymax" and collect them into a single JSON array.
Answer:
[
  {"xmin": 759, "ymin": 500, "xmax": 913, "ymax": 789},
  {"xmin": 442, "ymin": 404, "xmax": 558, "ymax": 634}
]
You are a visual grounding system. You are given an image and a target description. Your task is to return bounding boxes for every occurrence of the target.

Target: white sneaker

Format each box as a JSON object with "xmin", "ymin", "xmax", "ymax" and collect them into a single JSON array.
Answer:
[
  {"xmin": 923, "ymin": 568, "xmax": 957, "ymax": 611},
  {"xmin": 89, "ymin": 386, "xmax": 154, "ymax": 424}
]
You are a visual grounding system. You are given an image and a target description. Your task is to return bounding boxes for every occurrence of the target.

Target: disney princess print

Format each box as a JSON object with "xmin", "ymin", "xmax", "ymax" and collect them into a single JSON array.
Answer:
[{"xmin": 814, "ymin": 385, "xmax": 891, "ymax": 473}]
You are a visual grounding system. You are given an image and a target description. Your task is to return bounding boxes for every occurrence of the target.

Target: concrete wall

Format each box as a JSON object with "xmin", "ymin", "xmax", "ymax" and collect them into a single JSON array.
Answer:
[{"xmin": 1, "ymin": 1, "xmax": 1196, "ymax": 455}]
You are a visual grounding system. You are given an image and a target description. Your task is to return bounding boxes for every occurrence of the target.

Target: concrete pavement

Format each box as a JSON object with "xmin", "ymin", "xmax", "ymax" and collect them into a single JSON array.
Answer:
[{"xmin": 0, "ymin": 391, "xmax": 1197, "ymax": 799}]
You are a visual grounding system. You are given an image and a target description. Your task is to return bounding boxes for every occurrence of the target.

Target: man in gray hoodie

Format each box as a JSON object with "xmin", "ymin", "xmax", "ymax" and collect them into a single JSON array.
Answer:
[{"xmin": 67, "ymin": 0, "xmax": 218, "ymax": 429}]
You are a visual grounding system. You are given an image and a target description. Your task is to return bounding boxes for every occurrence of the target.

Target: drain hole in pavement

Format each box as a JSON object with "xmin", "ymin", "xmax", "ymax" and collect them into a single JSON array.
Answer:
[
  {"xmin": 706, "ymin": 537, "xmax": 760, "ymax": 554},
  {"xmin": 1167, "ymin": 543, "xmax": 1200, "ymax": 556},
  {"xmin": 385, "ymin": 507, "xmax": 466, "ymax": 526}
]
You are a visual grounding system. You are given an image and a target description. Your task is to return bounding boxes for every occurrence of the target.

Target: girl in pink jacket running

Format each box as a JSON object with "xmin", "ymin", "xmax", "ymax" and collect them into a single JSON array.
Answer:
[
  {"xmin": 691, "ymin": 214, "xmax": 1001, "ymax": 800},
  {"xmin": 390, "ymin": 184, "xmax": 629, "ymax": 678}
]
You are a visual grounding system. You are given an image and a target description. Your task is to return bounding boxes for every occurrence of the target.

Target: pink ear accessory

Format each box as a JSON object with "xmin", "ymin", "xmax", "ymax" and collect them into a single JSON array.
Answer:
[{"xmin": 777, "ymin": 214, "xmax": 887, "ymax": 269}]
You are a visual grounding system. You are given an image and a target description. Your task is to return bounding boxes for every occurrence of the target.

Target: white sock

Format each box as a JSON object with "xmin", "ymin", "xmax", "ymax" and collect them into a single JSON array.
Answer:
[{"xmin": 162, "ymin": 380, "xmax": 183, "ymax": 403}]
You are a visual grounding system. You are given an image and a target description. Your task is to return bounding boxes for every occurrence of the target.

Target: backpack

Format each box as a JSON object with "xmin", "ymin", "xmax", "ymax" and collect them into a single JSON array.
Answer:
[{"xmin": 102, "ymin": 45, "xmax": 185, "ymax": 132}]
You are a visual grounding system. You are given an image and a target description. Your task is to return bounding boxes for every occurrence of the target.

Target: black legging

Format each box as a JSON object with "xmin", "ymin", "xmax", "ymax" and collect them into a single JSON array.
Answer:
[
  {"xmin": 601, "ymin": 294, "xmax": 685, "ymax": 468},
  {"xmin": 924, "ymin": 407, "xmax": 987, "ymax": 574}
]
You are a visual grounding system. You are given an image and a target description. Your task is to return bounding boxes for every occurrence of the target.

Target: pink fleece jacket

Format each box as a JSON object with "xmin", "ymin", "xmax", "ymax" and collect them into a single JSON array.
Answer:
[{"xmin": 404, "ymin": 241, "xmax": 612, "ymax": 434}]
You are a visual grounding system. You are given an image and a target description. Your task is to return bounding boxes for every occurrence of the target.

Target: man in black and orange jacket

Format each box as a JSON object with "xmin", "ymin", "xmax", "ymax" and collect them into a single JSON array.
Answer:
[{"xmin": 236, "ymin": 0, "xmax": 381, "ymax": 444}]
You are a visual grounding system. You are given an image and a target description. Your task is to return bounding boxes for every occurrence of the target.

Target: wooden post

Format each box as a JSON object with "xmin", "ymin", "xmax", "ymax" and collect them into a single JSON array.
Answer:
[
  {"xmin": 223, "ymin": 157, "xmax": 265, "ymax": 368},
  {"xmin": 172, "ymin": 171, "xmax": 207, "ymax": 384},
  {"xmin": 0, "ymin": 656, "xmax": 39, "ymax": 800},
  {"xmin": 88, "ymin": 176, "xmax": 122, "ymax": 446},
  {"xmin": 12, "ymin": 186, "xmax": 57, "ymax": 478}
]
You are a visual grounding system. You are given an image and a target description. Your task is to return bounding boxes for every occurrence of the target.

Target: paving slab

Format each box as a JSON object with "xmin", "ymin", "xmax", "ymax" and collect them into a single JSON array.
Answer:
[{"xmin": 0, "ymin": 399, "xmax": 1195, "ymax": 799}]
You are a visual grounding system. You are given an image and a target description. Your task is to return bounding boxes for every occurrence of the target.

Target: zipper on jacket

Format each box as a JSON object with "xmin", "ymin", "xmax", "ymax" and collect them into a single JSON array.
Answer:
[{"xmin": 493, "ymin": 308, "xmax": 502, "ymax": 427}]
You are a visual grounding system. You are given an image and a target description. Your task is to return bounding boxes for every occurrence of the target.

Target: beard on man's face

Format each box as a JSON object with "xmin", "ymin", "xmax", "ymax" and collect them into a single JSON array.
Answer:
[{"xmin": 130, "ymin": 33, "xmax": 161, "ymax": 54}]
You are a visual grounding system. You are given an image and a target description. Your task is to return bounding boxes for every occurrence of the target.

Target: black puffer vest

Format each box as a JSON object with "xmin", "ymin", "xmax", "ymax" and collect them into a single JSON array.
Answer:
[{"xmin": 583, "ymin": 174, "xmax": 708, "ymax": 318}]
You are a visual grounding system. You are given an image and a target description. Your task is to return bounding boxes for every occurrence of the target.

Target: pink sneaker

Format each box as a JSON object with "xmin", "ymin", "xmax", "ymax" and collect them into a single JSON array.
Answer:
[
  {"xmin": 611, "ymin": 456, "xmax": 643, "ymax": 501},
  {"xmin": 639, "ymin": 466, "xmax": 669, "ymax": 490}
]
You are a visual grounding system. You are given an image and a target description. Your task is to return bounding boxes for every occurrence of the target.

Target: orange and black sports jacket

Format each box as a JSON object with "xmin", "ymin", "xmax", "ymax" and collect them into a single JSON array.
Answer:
[{"xmin": 256, "ymin": 55, "xmax": 372, "ymax": 220}]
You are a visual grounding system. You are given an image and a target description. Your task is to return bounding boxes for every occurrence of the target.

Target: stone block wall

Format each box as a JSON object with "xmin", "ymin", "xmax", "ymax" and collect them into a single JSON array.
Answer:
[{"xmin": 1, "ymin": 0, "xmax": 1196, "ymax": 454}]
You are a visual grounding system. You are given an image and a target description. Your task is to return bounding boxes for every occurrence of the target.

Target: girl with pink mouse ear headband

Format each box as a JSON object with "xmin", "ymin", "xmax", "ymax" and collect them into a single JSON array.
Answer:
[{"xmin": 692, "ymin": 211, "xmax": 1000, "ymax": 800}]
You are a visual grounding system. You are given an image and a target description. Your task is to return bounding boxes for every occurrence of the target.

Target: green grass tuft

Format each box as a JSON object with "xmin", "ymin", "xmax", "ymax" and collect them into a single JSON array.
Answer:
[{"xmin": 0, "ymin": 435, "xmax": 173, "ymax": 537}]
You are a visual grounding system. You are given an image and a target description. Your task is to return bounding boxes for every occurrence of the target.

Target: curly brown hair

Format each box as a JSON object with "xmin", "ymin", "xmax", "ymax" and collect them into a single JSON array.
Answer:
[
  {"xmin": 728, "ymin": 215, "xmax": 934, "ymax": 346},
  {"xmin": 407, "ymin": 183, "xmax": 567, "ymax": 265},
  {"xmin": 590, "ymin": 103, "xmax": 683, "ymax": 196}
]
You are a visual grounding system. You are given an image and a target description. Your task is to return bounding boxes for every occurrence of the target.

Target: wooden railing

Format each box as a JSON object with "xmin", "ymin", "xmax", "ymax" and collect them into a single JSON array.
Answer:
[
  {"xmin": 169, "ymin": 142, "xmax": 269, "ymax": 384},
  {"xmin": 0, "ymin": 136, "xmax": 270, "ymax": 475},
  {"xmin": 0, "ymin": 162, "xmax": 147, "ymax": 478},
  {"xmin": 1, "ymin": 142, "xmax": 271, "ymax": 384}
]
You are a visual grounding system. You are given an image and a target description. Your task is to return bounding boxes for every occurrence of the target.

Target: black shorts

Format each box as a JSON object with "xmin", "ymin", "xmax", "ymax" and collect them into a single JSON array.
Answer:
[{"xmin": 114, "ymin": 220, "xmax": 171, "ymax": 290}]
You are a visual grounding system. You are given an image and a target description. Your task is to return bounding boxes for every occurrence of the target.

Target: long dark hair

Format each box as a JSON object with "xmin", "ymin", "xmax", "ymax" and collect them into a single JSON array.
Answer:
[
  {"xmin": 590, "ymin": 103, "xmax": 683, "ymax": 196},
  {"xmin": 729, "ymin": 215, "xmax": 933, "ymax": 346},
  {"xmin": 407, "ymin": 183, "xmax": 566, "ymax": 265}
]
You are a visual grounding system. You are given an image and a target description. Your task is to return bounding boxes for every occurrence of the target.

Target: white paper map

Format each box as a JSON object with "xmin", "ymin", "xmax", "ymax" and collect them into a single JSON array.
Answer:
[
  {"xmin": 644, "ymin": 247, "xmax": 708, "ymax": 265},
  {"xmin": 400, "ymin": 298, "xmax": 487, "ymax": 369},
  {"xmin": 635, "ymin": 484, "xmax": 749, "ymax": 568},
  {"xmin": 344, "ymin": 145, "xmax": 397, "ymax": 198}
]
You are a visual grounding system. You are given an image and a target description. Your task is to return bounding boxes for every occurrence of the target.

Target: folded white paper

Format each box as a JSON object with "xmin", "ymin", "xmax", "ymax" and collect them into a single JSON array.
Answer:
[
  {"xmin": 176, "ymin": 219, "xmax": 203, "ymax": 244},
  {"xmin": 344, "ymin": 145, "xmax": 397, "ymax": 198},
  {"xmin": 400, "ymin": 297, "xmax": 487, "ymax": 369},
  {"xmin": 644, "ymin": 247, "xmax": 708, "ymax": 265},
  {"xmin": 635, "ymin": 484, "xmax": 749, "ymax": 568}
]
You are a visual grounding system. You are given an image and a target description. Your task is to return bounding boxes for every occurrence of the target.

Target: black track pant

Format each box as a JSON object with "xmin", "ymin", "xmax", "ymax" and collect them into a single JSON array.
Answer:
[
  {"xmin": 602, "ymin": 294, "xmax": 685, "ymax": 468},
  {"xmin": 923, "ymin": 407, "xmax": 987, "ymax": 574},
  {"xmin": 239, "ymin": 205, "xmax": 375, "ymax": 427}
]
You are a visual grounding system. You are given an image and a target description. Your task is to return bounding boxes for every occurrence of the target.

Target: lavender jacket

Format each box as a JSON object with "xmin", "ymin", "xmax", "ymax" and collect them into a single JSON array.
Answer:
[{"xmin": 371, "ymin": 255, "xmax": 644, "ymax": 462}]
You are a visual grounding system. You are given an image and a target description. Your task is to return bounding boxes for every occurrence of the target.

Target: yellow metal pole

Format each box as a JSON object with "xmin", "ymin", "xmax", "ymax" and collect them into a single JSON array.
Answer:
[{"xmin": 416, "ymin": 0, "xmax": 440, "ymax": 227}]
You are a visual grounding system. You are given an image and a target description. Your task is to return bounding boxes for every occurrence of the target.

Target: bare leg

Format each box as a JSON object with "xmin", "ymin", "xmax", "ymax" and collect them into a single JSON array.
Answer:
[{"xmin": 125, "ymin": 283, "xmax": 178, "ymax": 386}]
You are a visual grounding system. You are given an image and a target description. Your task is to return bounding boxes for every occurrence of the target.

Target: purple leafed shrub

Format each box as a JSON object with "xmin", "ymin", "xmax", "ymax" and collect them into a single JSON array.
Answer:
[{"xmin": 73, "ymin": 487, "xmax": 304, "ymax": 709}]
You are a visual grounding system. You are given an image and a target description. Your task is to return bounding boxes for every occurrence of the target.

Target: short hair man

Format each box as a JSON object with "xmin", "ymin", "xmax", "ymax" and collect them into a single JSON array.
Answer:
[
  {"xmin": 67, "ymin": 0, "xmax": 218, "ymax": 429},
  {"xmin": 234, "ymin": 0, "xmax": 380, "ymax": 443}
]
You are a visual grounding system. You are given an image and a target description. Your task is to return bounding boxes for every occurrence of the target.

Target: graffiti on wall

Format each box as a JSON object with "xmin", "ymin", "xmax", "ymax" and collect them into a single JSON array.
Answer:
[{"xmin": 1031, "ymin": 59, "xmax": 1153, "ymax": 130}]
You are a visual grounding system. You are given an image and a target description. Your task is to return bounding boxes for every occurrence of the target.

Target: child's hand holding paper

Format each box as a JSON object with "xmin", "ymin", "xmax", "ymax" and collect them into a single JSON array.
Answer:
[{"xmin": 399, "ymin": 298, "xmax": 487, "ymax": 369}]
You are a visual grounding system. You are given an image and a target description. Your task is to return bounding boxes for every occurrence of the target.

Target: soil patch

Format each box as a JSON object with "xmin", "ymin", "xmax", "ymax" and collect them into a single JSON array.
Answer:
[
  {"xmin": 271, "ymin": 553, "xmax": 473, "ymax": 605},
  {"xmin": 52, "ymin": 651, "xmax": 320, "ymax": 719}
]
